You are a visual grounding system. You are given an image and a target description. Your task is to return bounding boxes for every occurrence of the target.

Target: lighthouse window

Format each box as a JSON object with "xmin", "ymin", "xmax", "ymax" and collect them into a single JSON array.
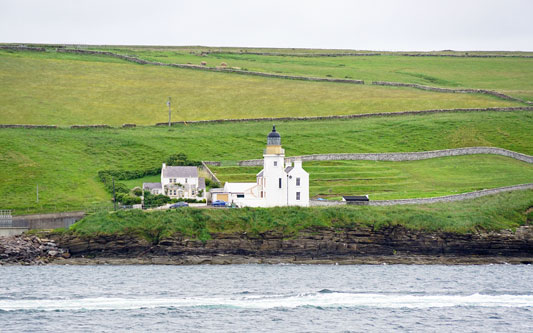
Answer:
[
  {"xmin": 279, "ymin": 178, "xmax": 282, "ymax": 188},
  {"xmin": 274, "ymin": 161, "xmax": 277, "ymax": 166},
  {"xmin": 296, "ymin": 177, "xmax": 301, "ymax": 186}
]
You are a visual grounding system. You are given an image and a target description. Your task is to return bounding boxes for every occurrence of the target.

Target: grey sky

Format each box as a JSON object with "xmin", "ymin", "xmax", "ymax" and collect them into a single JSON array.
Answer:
[{"xmin": 1, "ymin": 0, "xmax": 531, "ymax": 51}]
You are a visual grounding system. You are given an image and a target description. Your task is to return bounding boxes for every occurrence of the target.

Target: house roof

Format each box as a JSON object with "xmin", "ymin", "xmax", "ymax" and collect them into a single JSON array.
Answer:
[
  {"xmin": 285, "ymin": 166, "xmax": 294, "ymax": 173},
  {"xmin": 143, "ymin": 182, "xmax": 162, "ymax": 190},
  {"xmin": 257, "ymin": 170, "xmax": 264, "ymax": 177},
  {"xmin": 162, "ymin": 166, "xmax": 198, "ymax": 178},
  {"xmin": 343, "ymin": 195, "xmax": 369, "ymax": 201},
  {"xmin": 224, "ymin": 182, "xmax": 256, "ymax": 193},
  {"xmin": 198, "ymin": 177, "xmax": 206, "ymax": 189}
]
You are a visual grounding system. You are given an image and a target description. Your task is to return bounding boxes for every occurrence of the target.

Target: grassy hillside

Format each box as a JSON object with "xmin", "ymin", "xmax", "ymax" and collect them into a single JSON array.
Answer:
[
  {"xmin": 69, "ymin": 189, "xmax": 533, "ymax": 239},
  {"xmin": 1, "ymin": 111, "xmax": 531, "ymax": 214},
  {"xmin": 97, "ymin": 46, "xmax": 533, "ymax": 101},
  {"xmin": 0, "ymin": 50, "xmax": 525, "ymax": 126},
  {"xmin": 211, "ymin": 155, "xmax": 533, "ymax": 200}
]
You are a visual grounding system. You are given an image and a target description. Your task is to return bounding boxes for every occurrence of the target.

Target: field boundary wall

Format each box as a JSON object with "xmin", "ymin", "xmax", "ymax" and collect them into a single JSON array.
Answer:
[
  {"xmin": 238, "ymin": 147, "xmax": 533, "ymax": 166},
  {"xmin": 156, "ymin": 106, "xmax": 533, "ymax": 127},
  {"xmin": 372, "ymin": 81, "xmax": 531, "ymax": 105},
  {"xmin": 310, "ymin": 183, "xmax": 533, "ymax": 207}
]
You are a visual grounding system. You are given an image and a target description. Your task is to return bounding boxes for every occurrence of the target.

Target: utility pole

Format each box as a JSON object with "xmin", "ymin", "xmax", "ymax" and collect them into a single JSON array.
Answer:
[
  {"xmin": 113, "ymin": 178, "xmax": 117, "ymax": 211},
  {"xmin": 167, "ymin": 97, "xmax": 171, "ymax": 127}
]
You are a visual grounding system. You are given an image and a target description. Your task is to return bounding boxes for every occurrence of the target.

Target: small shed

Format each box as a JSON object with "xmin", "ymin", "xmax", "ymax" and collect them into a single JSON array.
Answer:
[{"xmin": 342, "ymin": 195, "xmax": 369, "ymax": 204}]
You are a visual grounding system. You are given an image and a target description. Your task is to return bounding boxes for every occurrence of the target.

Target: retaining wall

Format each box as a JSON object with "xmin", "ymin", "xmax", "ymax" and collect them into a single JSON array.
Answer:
[
  {"xmin": 12, "ymin": 211, "xmax": 86, "ymax": 230},
  {"xmin": 372, "ymin": 81, "xmax": 531, "ymax": 105},
  {"xmin": 201, "ymin": 161, "xmax": 221, "ymax": 183},
  {"xmin": 238, "ymin": 147, "xmax": 533, "ymax": 166},
  {"xmin": 310, "ymin": 183, "xmax": 533, "ymax": 207}
]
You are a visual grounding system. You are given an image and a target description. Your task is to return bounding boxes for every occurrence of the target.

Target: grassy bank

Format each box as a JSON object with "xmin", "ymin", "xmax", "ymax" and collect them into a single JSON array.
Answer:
[
  {"xmin": 1, "ymin": 111, "xmax": 531, "ymax": 214},
  {"xmin": 68, "ymin": 190, "xmax": 533, "ymax": 242},
  {"xmin": 212, "ymin": 155, "xmax": 533, "ymax": 200},
  {"xmin": 0, "ymin": 50, "xmax": 525, "ymax": 125}
]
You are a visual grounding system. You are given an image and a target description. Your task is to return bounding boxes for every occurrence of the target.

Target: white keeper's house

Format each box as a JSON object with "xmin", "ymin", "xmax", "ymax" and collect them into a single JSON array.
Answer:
[
  {"xmin": 211, "ymin": 126, "xmax": 309, "ymax": 207},
  {"xmin": 143, "ymin": 165, "xmax": 206, "ymax": 199}
]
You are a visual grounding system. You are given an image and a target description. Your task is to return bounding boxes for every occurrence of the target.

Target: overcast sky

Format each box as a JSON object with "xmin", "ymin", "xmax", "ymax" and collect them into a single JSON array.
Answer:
[{"xmin": 1, "ymin": 0, "xmax": 531, "ymax": 51}]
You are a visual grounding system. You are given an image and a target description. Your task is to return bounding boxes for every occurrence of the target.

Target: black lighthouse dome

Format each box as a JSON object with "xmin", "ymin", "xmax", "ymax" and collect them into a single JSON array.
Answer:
[{"xmin": 267, "ymin": 125, "xmax": 281, "ymax": 145}]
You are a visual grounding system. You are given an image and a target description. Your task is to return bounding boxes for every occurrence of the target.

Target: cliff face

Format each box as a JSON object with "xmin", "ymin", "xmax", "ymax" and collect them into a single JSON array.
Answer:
[{"xmin": 53, "ymin": 225, "xmax": 533, "ymax": 259}]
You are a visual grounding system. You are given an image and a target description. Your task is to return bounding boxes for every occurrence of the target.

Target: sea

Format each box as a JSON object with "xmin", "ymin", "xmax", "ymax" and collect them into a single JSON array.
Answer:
[{"xmin": 0, "ymin": 264, "xmax": 532, "ymax": 332}]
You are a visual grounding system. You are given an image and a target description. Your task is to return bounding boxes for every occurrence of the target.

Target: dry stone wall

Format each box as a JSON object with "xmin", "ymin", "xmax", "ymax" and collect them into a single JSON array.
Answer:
[
  {"xmin": 372, "ymin": 81, "xmax": 531, "ymax": 104},
  {"xmin": 157, "ymin": 106, "xmax": 533, "ymax": 127},
  {"xmin": 310, "ymin": 184, "xmax": 533, "ymax": 207},
  {"xmin": 239, "ymin": 147, "xmax": 533, "ymax": 166}
]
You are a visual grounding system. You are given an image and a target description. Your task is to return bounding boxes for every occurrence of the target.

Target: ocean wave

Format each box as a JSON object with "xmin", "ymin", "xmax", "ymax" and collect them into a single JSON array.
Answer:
[{"xmin": 0, "ymin": 292, "xmax": 532, "ymax": 312}]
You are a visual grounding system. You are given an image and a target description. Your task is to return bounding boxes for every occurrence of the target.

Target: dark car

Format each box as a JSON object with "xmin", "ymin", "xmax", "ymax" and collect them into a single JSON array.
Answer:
[
  {"xmin": 170, "ymin": 202, "xmax": 189, "ymax": 209},
  {"xmin": 212, "ymin": 200, "xmax": 227, "ymax": 207}
]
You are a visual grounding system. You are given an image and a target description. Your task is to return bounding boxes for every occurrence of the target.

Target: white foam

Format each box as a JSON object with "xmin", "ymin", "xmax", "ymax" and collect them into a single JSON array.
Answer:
[{"xmin": 1, "ymin": 293, "xmax": 532, "ymax": 311}]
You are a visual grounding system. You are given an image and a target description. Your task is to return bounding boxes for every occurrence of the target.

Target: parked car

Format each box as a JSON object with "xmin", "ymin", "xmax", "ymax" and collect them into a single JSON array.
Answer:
[
  {"xmin": 169, "ymin": 202, "xmax": 189, "ymax": 209},
  {"xmin": 212, "ymin": 200, "xmax": 228, "ymax": 207}
]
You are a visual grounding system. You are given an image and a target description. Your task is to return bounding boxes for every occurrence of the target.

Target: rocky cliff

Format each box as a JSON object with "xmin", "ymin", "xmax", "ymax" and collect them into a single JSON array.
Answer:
[{"xmin": 49, "ymin": 225, "xmax": 533, "ymax": 264}]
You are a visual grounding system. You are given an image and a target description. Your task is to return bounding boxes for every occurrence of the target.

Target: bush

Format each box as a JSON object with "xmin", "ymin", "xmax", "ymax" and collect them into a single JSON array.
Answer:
[{"xmin": 166, "ymin": 152, "xmax": 201, "ymax": 167}]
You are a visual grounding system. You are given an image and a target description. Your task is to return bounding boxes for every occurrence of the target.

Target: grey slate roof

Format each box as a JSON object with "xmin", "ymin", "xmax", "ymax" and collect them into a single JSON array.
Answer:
[
  {"xmin": 285, "ymin": 166, "xmax": 294, "ymax": 173},
  {"xmin": 198, "ymin": 177, "xmax": 206, "ymax": 189},
  {"xmin": 257, "ymin": 170, "xmax": 264, "ymax": 177},
  {"xmin": 163, "ymin": 166, "xmax": 198, "ymax": 178},
  {"xmin": 143, "ymin": 182, "xmax": 162, "ymax": 190}
]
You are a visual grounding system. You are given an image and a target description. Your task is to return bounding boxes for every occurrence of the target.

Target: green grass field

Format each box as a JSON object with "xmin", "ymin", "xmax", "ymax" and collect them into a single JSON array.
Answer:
[
  {"xmin": 95, "ymin": 46, "xmax": 533, "ymax": 101},
  {"xmin": 211, "ymin": 155, "xmax": 533, "ymax": 200},
  {"xmin": 0, "ymin": 50, "xmax": 526, "ymax": 125},
  {"xmin": 1, "ymin": 111, "xmax": 531, "ymax": 214},
  {"xmin": 69, "ymin": 189, "xmax": 533, "ymax": 238}
]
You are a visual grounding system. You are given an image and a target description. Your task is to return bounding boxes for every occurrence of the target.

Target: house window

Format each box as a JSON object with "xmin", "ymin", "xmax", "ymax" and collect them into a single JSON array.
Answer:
[
  {"xmin": 296, "ymin": 177, "xmax": 301, "ymax": 186},
  {"xmin": 274, "ymin": 161, "xmax": 277, "ymax": 166},
  {"xmin": 260, "ymin": 191, "xmax": 263, "ymax": 198},
  {"xmin": 185, "ymin": 179, "xmax": 188, "ymax": 183},
  {"xmin": 296, "ymin": 192, "xmax": 301, "ymax": 200},
  {"xmin": 237, "ymin": 194, "xmax": 245, "ymax": 198},
  {"xmin": 279, "ymin": 178, "xmax": 282, "ymax": 188},
  {"xmin": 192, "ymin": 190, "xmax": 195, "ymax": 195}
]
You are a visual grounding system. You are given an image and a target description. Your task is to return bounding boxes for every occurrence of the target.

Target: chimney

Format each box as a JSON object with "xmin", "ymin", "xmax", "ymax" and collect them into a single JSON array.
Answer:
[
  {"xmin": 294, "ymin": 160, "xmax": 302, "ymax": 168},
  {"xmin": 286, "ymin": 161, "xmax": 292, "ymax": 167},
  {"xmin": 162, "ymin": 163, "xmax": 166, "ymax": 169}
]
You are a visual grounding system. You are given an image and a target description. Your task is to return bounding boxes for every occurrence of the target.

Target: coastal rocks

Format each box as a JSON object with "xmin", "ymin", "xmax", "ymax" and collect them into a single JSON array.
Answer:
[
  {"xmin": 0, "ymin": 235, "xmax": 69, "ymax": 265},
  {"xmin": 52, "ymin": 225, "xmax": 533, "ymax": 264}
]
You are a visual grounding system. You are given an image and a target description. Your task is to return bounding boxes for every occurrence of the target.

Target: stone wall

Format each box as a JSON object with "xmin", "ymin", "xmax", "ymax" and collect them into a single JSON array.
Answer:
[
  {"xmin": 157, "ymin": 106, "xmax": 533, "ymax": 127},
  {"xmin": 0, "ymin": 45, "xmax": 46, "ymax": 52},
  {"xmin": 372, "ymin": 81, "xmax": 531, "ymax": 104},
  {"xmin": 56, "ymin": 48, "xmax": 365, "ymax": 84},
  {"xmin": 239, "ymin": 147, "xmax": 533, "ymax": 166},
  {"xmin": 201, "ymin": 161, "xmax": 220, "ymax": 183},
  {"xmin": 310, "ymin": 184, "xmax": 533, "ymax": 207},
  {"xmin": 0, "ymin": 124, "xmax": 57, "ymax": 129}
]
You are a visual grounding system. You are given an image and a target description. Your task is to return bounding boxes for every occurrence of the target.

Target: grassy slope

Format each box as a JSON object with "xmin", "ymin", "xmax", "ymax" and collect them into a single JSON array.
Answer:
[
  {"xmin": 0, "ymin": 50, "xmax": 525, "ymax": 126},
  {"xmin": 1, "ymin": 111, "xmax": 532, "ymax": 214},
  {"xmin": 211, "ymin": 156, "xmax": 533, "ymax": 200},
  {"xmin": 102, "ymin": 47, "xmax": 533, "ymax": 100},
  {"xmin": 69, "ymin": 189, "xmax": 533, "ymax": 238}
]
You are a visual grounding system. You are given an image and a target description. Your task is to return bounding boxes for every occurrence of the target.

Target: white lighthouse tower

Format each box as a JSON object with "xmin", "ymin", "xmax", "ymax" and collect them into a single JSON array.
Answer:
[
  {"xmin": 215, "ymin": 126, "xmax": 309, "ymax": 207},
  {"xmin": 262, "ymin": 125, "xmax": 288, "ymax": 206}
]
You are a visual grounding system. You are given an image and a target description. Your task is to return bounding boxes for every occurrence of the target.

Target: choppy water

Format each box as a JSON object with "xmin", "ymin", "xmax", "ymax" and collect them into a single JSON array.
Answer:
[{"xmin": 0, "ymin": 264, "xmax": 532, "ymax": 332}]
